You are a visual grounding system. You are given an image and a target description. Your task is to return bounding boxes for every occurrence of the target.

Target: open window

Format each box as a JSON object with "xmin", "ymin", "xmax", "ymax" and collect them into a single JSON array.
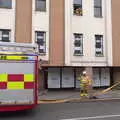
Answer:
[{"xmin": 73, "ymin": 0, "xmax": 82, "ymax": 16}]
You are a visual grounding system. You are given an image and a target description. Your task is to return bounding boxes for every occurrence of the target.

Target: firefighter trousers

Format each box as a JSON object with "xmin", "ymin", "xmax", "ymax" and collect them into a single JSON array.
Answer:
[{"xmin": 80, "ymin": 84, "xmax": 89, "ymax": 97}]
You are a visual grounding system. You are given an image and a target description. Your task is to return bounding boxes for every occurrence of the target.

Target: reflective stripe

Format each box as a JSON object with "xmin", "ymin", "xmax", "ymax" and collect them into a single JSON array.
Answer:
[
  {"xmin": 0, "ymin": 74, "xmax": 7, "ymax": 82},
  {"xmin": 24, "ymin": 74, "xmax": 34, "ymax": 82},
  {"xmin": 7, "ymin": 56, "xmax": 23, "ymax": 60},
  {"xmin": 24, "ymin": 82, "xmax": 34, "ymax": 89},
  {"xmin": 7, "ymin": 82, "xmax": 24, "ymax": 90},
  {"xmin": 8, "ymin": 74, "xmax": 24, "ymax": 82},
  {"xmin": 0, "ymin": 55, "xmax": 30, "ymax": 60},
  {"xmin": 0, "ymin": 82, "xmax": 7, "ymax": 89}
]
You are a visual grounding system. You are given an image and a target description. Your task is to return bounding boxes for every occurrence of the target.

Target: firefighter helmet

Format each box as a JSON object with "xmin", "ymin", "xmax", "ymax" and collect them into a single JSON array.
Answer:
[{"xmin": 82, "ymin": 71, "xmax": 87, "ymax": 75}]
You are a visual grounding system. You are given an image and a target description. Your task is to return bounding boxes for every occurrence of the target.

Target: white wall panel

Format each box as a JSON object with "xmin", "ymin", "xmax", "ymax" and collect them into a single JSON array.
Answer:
[
  {"xmin": 48, "ymin": 68, "xmax": 60, "ymax": 88},
  {"xmin": 62, "ymin": 68, "xmax": 74, "ymax": 88},
  {"xmin": 93, "ymin": 68, "xmax": 110, "ymax": 87}
]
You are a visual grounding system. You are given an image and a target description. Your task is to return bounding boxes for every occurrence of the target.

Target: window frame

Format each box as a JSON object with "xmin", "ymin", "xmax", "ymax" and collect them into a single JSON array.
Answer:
[
  {"xmin": 94, "ymin": 0, "xmax": 102, "ymax": 18},
  {"xmin": 35, "ymin": 31, "xmax": 46, "ymax": 55},
  {"xmin": 35, "ymin": 0, "xmax": 46, "ymax": 12},
  {"xmin": 0, "ymin": 29, "xmax": 11, "ymax": 42},
  {"xmin": 95, "ymin": 35, "xmax": 104, "ymax": 57},
  {"xmin": 73, "ymin": 33, "xmax": 83, "ymax": 56},
  {"xmin": 73, "ymin": 0, "xmax": 83, "ymax": 16},
  {"xmin": 0, "ymin": 0, "xmax": 12, "ymax": 9}
]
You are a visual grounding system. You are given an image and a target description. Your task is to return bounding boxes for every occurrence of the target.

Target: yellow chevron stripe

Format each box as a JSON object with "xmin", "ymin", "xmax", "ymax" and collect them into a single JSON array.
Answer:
[
  {"xmin": 24, "ymin": 74, "xmax": 34, "ymax": 82},
  {"xmin": 7, "ymin": 82, "xmax": 24, "ymax": 90},
  {"xmin": 0, "ymin": 74, "xmax": 7, "ymax": 82}
]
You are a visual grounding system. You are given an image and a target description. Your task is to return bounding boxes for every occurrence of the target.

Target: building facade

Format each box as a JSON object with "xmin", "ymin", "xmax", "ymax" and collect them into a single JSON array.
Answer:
[{"xmin": 0, "ymin": 0, "xmax": 120, "ymax": 89}]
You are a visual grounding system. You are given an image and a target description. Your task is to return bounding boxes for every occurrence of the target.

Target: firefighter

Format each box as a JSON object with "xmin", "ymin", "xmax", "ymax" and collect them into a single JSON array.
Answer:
[{"xmin": 78, "ymin": 71, "xmax": 92, "ymax": 98}]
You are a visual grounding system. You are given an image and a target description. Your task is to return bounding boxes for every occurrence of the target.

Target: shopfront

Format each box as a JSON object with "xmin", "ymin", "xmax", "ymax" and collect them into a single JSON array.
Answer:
[{"xmin": 47, "ymin": 67, "xmax": 110, "ymax": 89}]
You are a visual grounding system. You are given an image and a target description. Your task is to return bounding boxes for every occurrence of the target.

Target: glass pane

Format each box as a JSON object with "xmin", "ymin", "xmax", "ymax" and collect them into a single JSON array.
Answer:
[
  {"xmin": 95, "ymin": 35, "xmax": 102, "ymax": 40},
  {"xmin": 36, "ymin": 32, "xmax": 45, "ymax": 43},
  {"xmin": 37, "ymin": 32, "xmax": 44, "ymax": 37},
  {"xmin": 74, "ymin": 34, "xmax": 83, "ymax": 55},
  {"xmin": 94, "ymin": 0, "xmax": 101, "ymax": 6},
  {"xmin": 73, "ymin": 0, "xmax": 82, "ymax": 16},
  {"xmin": 95, "ymin": 35, "xmax": 103, "ymax": 56},
  {"xmin": 74, "ymin": 50, "xmax": 83, "ymax": 55},
  {"xmin": 74, "ymin": 40, "xmax": 81, "ymax": 47},
  {"xmin": 2, "ymin": 30, "xmax": 10, "ymax": 42},
  {"xmin": 2, "ymin": 31, "xmax": 9, "ymax": 36},
  {"xmin": 36, "ymin": 0, "xmax": 46, "ymax": 11},
  {"xmin": 38, "ymin": 40, "xmax": 44, "ymax": 45},
  {"xmin": 74, "ymin": 0, "xmax": 82, "ymax": 5},
  {"xmin": 0, "ymin": 0, "xmax": 12, "ymax": 8},
  {"xmin": 96, "ymin": 43, "xmax": 101, "ymax": 48},
  {"xmin": 96, "ymin": 51, "xmax": 102, "ymax": 55},
  {"xmin": 74, "ymin": 34, "xmax": 83, "ymax": 39},
  {"xmin": 36, "ymin": 31, "xmax": 46, "ymax": 54},
  {"xmin": 39, "ymin": 49, "xmax": 44, "ymax": 53},
  {"xmin": 94, "ymin": 8, "xmax": 102, "ymax": 17}
]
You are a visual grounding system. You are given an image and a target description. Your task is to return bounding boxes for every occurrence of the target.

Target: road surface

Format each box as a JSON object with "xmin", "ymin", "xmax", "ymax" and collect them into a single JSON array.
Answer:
[{"xmin": 1, "ymin": 101, "xmax": 120, "ymax": 120}]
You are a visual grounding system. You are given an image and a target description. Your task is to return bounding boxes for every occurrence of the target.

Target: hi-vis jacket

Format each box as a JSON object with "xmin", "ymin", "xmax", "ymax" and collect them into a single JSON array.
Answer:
[{"xmin": 78, "ymin": 76, "xmax": 91, "ymax": 87}]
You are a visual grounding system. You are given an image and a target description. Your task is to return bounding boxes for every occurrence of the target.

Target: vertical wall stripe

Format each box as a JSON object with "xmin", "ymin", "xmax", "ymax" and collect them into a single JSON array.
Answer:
[
  {"xmin": 112, "ymin": 0, "xmax": 120, "ymax": 66},
  {"xmin": 15, "ymin": 0, "xmax": 32, "ymax": 43},
  {"xmin": 49, "ymin": 0, "xmax": 64, "ymax": 66}
]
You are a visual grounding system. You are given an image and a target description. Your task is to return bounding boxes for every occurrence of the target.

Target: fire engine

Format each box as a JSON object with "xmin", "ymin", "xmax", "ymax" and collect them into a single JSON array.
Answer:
[{"xmin": 0, "ymin": 52, "xmax": 38, "ymax": 112}]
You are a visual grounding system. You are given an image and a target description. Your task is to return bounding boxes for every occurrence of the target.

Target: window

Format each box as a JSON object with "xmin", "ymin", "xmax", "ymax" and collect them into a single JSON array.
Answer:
[
  {"xmin": 0, "ymin": 0, "xmax": 12, "ymax": 9},
  {"xmin": 35, "ymin": 31, "xmax": 46, "ymax": 55},
  {"xmin": 73, "ymin": 33, "xmax": 83, "ymax": 56},
  {"xmin": 73, "ymin": 0, "xmax": 82, "ymax": 16},
  {"xmin": 35, "ymin": 0, "xmax": 46, "ymax": 11},
  {"xmin": 0, "ymin": 29, "xmax": 10, "ymax": 42},
  {"xmin": 94, "ymin": 0, "xmax": 102, "ymax": 17},
  {"xmin": 95, "ymin": 35, "xmax": 103, "ymax": 56}
]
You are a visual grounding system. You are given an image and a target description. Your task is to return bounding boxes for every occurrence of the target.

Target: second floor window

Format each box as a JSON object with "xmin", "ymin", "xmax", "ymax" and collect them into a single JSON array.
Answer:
[
  {"xmin": 0, "ymin": 0, "xmax": 12, "ymax": 9},
  {"xmin": 73, "ymin": 0, "xmax": 82, "ymax": 16},
  {"xmin": 35, "ymin": 0, "xmax": 46, "ymax": 11},
  {"xmin": 0, "ymin": 29, "xmax": 10, "ymax": 42},
  {"xmin": 95, "ymin": 35, "xmax": 103, "ymax": 56},
  {"xmin": 73, "ymin": 33, "xmax": 83, "ymax": 56},
  {"xmin": 94, "ymin": 0, "xmax": 102, "ymax": 17},
  {"xmin": 35, "ymin": 31, "xmax": 46, "ymax": 55}
]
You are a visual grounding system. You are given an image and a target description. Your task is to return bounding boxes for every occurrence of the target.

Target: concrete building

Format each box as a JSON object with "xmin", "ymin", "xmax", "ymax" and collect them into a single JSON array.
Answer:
[{"xmin": 0, "ymin": 0, "xmax": 120, "ymax": 89}]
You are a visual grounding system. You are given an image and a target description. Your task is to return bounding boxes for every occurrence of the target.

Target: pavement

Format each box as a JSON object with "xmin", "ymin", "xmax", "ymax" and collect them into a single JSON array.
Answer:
[{"xmin": 38, "ymin": 89, "xmax": 120, "ymax": 104}]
